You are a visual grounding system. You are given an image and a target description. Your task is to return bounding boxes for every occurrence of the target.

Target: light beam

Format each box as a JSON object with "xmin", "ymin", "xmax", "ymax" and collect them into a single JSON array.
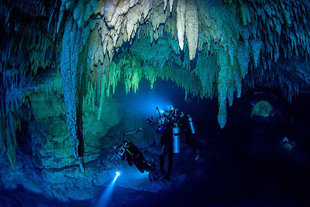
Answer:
[{"xmin": 96, "ymin": 171, "xmax": 121, "ymax": 207}]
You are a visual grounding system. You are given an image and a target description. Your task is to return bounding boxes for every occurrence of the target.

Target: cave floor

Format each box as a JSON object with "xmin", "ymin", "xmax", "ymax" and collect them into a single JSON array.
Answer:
[{"xmin": 1, "ymin": 113, "xmax": 310, "ymax": 207}]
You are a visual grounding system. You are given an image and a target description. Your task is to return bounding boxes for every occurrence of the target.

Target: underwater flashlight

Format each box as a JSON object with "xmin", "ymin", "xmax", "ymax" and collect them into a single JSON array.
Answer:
[{"xmin": 116, "ymin": 171, "xmax": 120, "ymax": 176}]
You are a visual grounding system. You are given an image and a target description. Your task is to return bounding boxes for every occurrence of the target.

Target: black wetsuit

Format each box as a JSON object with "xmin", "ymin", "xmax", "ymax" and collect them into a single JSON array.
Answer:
[
  {"xmin": 158, "ymin": 122, "xmax": 174, "ymax": 178},
  {"xmin": 123, "ymin": 142, "xmax": 154, "ymax": 173}
]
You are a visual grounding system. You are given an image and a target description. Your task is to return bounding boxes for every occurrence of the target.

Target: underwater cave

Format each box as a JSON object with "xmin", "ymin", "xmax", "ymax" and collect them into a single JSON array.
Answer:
[{"xmin": 1, "ymin": 0, "xmax": 310, "ymax": 206}]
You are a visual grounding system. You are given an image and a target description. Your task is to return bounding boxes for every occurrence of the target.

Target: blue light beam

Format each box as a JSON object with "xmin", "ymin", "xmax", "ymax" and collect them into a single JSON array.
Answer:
[{"xmin": 96, "ymin": 171, "xmax": 121, "ymax": 207}]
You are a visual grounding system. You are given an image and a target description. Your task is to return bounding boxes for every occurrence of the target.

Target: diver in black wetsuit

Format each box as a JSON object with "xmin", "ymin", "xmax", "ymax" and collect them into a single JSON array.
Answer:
[
  {"xmin": 116, "ymin": 140, "xmax": 155, "ymax": 174},
  {"xmin": 178, "ymin": 113, "xmax": 200, "ymax": 160},
  {"xmin": 149, "ymin": 107, "xmax": 200, "ymax": 180},
  {"xmin": 157, "ymin": 121, "xmax": 174, "ymax": 180}
]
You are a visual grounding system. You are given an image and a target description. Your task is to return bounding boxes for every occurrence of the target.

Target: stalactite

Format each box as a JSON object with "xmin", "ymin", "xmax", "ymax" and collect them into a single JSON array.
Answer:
[
  {"xmin": 97, "ymin": 73, "xmax": 107, "ymax": 120},
  {"xmin": 176, "ymin": 0, "xmax": 186, "ymax": 51},
  {"xmin": 194, "ymin": 53, "xmax": 218, "ymax": 98},
  {"xmin": 170, "ymin": 0, "xmax": 174, "ymax": 13},
  {"xmin": 217, "ymin": 49, "xmax": 231, "ymax": 129},
  {"xmin": 185, "ymin": 0, "xmax": 198, "ymax": 60},
  {"xmin": 164, "ymin": 0, "xmax": 168, "ymax": 11}
]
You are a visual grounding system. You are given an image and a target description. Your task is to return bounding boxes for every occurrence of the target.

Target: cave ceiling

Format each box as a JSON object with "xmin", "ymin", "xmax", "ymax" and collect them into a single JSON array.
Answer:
[{"xmin": 0, "ymin": 0, "xmax": 310, "ymax": 168}]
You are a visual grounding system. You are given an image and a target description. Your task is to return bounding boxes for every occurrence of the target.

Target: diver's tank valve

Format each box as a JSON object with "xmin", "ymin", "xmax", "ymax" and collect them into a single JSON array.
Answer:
[
  {"xmin": 188, "ymin": 115, "xmax": 195, "ymax": 134},
  {"xmin": 172, "ymin": 123, "xmax": 180, "ymax": 153}
]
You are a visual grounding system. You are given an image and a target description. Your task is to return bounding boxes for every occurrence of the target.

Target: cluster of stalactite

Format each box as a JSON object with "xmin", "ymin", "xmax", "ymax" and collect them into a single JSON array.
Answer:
[
  {"xmin": 1, "ymin": 0, "xmax": 310, "ymax": 168},
  {"xmin": 75, "ymin": 0, "xmax": 310, "ymax": 128},
  {"xmin": 83, "ymin": 53, "xmax": 203, "ymax": 120}
]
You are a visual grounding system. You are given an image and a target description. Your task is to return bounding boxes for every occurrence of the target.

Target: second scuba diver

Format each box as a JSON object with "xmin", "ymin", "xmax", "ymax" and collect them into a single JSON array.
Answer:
[{"xmin": 148, "ymin": 107, "xmax": 200, "ymax": 180}]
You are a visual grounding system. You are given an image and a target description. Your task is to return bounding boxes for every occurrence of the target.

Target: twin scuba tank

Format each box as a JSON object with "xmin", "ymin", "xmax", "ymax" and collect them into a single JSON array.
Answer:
[{"xmin": 172, "ymin": 115, "xmax": 195, "ymax": 154}]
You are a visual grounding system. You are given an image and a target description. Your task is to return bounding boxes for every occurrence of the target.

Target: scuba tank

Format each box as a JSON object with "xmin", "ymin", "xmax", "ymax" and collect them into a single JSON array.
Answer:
[
  {"xmin": 172, "ymin": 123, "xmax": 180, "ymax": 153},
  {"xmin": 188, "ymin": 115, "xmax": 195, "ymax": 134}
]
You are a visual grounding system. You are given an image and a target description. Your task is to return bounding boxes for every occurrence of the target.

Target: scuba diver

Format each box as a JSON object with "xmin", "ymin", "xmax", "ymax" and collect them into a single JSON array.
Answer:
[
  {"xmin": 147, "ymin": 107, "xmax": 200, "ymax": 180},
  {"xmin": 178, "ymin": 112, "xmax": 200, "ymax": 160},
  {"xmin": 157, "ymin": 119, "xmax": 174, "ymax": 180},
  {"xmin": 110, "ymin": 129, "xmax": 157, "ymax": 181}
]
